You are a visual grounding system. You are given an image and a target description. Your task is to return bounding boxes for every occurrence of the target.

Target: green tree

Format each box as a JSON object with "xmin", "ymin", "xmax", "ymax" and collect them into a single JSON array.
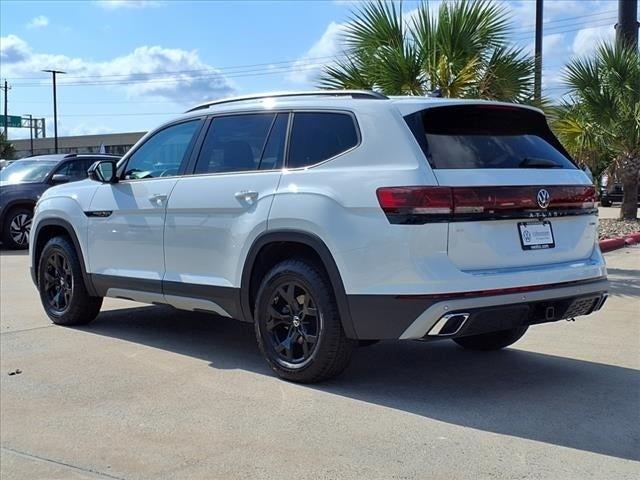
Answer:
[
  {"xmin": 0, "ymin": 129, "xmax": 15, "ymax": 160},
  {"xmin": 554, "ymin": 43, "xmax": 639, "ymax": 219},
  {"xmin": 318, "ymin": 0, "xmax": 535, "ymax": 103}
]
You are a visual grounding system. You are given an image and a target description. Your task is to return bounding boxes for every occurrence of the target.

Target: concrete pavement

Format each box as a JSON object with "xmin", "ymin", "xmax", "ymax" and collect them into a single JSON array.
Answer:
[{"xmin": 1, "ymin": 247, "xmax": 639, "ymax": 479}]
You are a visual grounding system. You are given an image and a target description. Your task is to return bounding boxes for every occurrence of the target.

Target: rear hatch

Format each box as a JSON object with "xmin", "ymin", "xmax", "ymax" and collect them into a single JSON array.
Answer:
[{"xmin": 404, "ymin": 104, "xmax": 597, "ymax": 270}]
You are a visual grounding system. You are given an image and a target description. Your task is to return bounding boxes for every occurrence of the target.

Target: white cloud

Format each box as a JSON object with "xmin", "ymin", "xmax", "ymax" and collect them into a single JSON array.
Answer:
[
  {"xmin": 96, "ymin": 0, "xmax": 160, "ymax": 9},
  {"xmin": 26, "ymin": 15, "xmax": 49, "ymax": 29},
  {"xmin": 286, "ymin": 21, "xmax": 347, "ymax": 85},
  {"xmin": 0, "ymin": 34, "xmax": 31, "ymax": 63},
  {"xmin": 0, "ymin": 35, "xmax": 235, "ymax": 106},
  {"xmin": 572, "ymin": 24, "xmax": 615, "ymax": 57},
  {"xmin": 284, "ymin": 5, "xmax": 430, "ymax": 86}
]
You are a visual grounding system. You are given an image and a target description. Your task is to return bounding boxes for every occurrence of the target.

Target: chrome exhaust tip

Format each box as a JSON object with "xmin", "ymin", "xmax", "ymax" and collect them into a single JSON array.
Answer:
[
  {"xmin": 427, "ymin": 313, "xmax": 470, "ymax": 336},
  {"xmin": 594, "ymin": 293, "xmax": 608, "ymax": 312}
]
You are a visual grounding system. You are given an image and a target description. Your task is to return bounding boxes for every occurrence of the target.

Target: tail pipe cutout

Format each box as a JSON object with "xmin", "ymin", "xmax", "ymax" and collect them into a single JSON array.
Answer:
[{"xmin": 427, "ymin": 313, "xmax": 470, "ymax": 336}]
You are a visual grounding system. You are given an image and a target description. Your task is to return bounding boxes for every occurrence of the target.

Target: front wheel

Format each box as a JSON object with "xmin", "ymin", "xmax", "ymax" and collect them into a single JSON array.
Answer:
[
  {"xmin": 453, "ymin": 326, "xmax": 528, "ymax": 351},
  {"xmin": 254, "ymin": 259, "xmax": 356, "ymax": 383},
  {"xmin": 2, "ymin": 207, "xmax": 33, "ymax": 249},
  {"xmin": 38, "ymin": 236, "xmax": 103, "ymax": 325}
]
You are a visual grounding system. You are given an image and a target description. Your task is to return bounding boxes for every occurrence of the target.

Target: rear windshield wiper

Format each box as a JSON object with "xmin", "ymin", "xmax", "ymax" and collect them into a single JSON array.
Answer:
[{"xmin": 519, "ymin": 157, "xmax": 562, "ymax": 168}]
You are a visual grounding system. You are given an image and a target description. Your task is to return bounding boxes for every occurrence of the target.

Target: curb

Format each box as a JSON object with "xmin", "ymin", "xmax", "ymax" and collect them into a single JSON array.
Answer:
[{"xmin": 599, "ymin": 232, "xmax": 640, "ymax": 253}]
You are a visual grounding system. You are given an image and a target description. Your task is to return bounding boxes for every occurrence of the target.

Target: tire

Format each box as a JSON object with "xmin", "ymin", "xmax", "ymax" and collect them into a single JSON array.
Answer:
[
  {"xmin": 254, "ymin": 259, "xmax": 356, "ymax": 383},
  {"xmin": 2, "ymin": 207, "xmax": 33, "ymax": 249},
  {"xmin": 453, "ymin": 326, "xmax": 528, "ymax": 351},
  {"xmin": 600, "ymin": 199, "xmax": 612, "ymax": 207},
  {"xmin": 37, "ymin": 236, "xmax": 103, "ymax": 326}
]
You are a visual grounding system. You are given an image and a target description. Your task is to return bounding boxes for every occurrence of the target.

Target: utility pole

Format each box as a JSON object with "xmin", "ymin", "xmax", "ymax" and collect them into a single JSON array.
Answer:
[
  {"xmin": 42, "ymin": 69, "xmax": 65, "ymax": 153},
  {"xmin": 616, "ymin": 0, "xmax": 639, "ymax": 50},
  {"xmin": 534, "ymin": 0, "xmax": 543, "ymax": 103},
  {"xmin": 1, "ymin": 80, "xmax": 10, "ymax": 140}
]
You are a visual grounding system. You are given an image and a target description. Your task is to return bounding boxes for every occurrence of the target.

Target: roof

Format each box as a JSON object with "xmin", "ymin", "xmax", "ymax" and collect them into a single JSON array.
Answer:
[
  {"xmin": 17, "ymin": 153, "xmax": 121, "ymax": 162},
  {"xmin": 180, "ymin": 90, "xmax": 543, "ymax": 120}
]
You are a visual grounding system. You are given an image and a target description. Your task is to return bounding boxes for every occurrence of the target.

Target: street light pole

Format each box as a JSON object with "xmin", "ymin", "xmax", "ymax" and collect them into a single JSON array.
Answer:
[
  {"xmin": 2, "ymin": 79, "xmax": 10, "ymax": 140},
  {"xmin": 42, "ymin": 69, "xmax": 65, "ymax": 154},
  {"xmin": 534, "ymin": 0, "xmax": 544, "ymax": 103}
]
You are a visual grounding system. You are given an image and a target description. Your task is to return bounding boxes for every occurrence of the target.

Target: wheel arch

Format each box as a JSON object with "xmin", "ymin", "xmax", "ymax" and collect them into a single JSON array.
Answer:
[
  {"xmin": 240, "ymin": 230, "xmax": 357, "ymax": 338},
  {"xmin": 1, "ymin": 200, "xmax": 36, "ymax": 225},
  {"xmin": 31, "ymin": 218, "xmax": 97, "ymax": 296}
]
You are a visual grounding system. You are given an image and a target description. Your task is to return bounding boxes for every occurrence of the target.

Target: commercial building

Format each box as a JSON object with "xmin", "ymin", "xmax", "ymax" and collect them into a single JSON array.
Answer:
[{"xmin": 10, "ymin": 131, "xmax": 146, "ymax": 158}]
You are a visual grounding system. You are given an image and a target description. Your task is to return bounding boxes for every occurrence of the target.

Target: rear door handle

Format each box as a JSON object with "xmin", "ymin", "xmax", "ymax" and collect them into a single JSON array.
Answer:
[
  {"xmin": 148, "ymin": 194, "xmax": 168, "ymax": 206},
  {"xmin": 234, "ymin": 190, "xmax": 259, "ymax": 203}
]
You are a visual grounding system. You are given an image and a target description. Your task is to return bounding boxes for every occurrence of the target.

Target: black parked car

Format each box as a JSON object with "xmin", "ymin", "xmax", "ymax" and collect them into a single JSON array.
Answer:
[
  {"xmin": 599, "ymin": 183, "xmax": 640, "ymax": 207},
  {"xmin": 0, "ymin": 153, "xmax": 120, "ymax": 249}
]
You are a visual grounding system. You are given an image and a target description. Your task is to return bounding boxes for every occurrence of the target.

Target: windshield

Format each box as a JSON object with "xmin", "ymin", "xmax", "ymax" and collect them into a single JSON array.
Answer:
[
  {"xmin": 0, "ymin": 160, "xmax": 58, "ymax": 184},
  {"xmin": 405, "ymin": 105, "xmax": 577, "ymax": 170}
]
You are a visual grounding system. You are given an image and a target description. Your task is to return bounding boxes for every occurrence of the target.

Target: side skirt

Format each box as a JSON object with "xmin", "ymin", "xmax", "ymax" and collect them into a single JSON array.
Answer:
[{"xmin": 90, "ymin": 274, "xmax": 243, "ymax": 320}]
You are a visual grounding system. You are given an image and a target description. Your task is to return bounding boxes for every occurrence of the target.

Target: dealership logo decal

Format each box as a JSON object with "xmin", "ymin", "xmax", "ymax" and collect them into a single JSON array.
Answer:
[{"xmin": 537, "ymin": 189, "xmax": 550, "ymax": 209}]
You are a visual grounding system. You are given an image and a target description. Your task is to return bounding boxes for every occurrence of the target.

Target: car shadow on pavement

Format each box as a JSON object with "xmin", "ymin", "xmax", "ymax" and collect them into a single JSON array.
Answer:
[
  {"xmin": 81, "ymin": 304, "xmax": 640, "ymax": 462},
  {"xmin": 606, "ymin": 267, "xmax": 640, "ymax": 299},
  {"xmin": 0, "ymin": 248, "xmax": 28, "ymax": 256}
]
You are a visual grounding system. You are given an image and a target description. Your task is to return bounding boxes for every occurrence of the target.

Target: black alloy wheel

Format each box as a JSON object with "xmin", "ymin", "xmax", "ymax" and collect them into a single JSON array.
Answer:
[
  {"xmin": 43, "ymin": 251, "xmax": 73, "ymax": 314},
  {"xmin": 254, "ymin": 259, "xmax": 356, "ymax": 383},
  {"xmin": 37, "ymin": 236, "xmax": 102, "ymax": 325},
  {"xmin": 265, "ymin": 281, "xmax": 321, "ymax": 366}
]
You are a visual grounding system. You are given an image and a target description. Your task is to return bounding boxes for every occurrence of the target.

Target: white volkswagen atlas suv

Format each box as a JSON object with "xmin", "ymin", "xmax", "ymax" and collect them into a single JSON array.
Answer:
[{"xmin": 29, "ymin": 90, "xmax": 608, "ymax": 383}]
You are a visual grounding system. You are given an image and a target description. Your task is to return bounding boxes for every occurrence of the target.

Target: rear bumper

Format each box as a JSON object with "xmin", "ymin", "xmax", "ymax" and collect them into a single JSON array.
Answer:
[{"xmin": 347, "ymin": 278, "xmax": 608, "ymax": 340}]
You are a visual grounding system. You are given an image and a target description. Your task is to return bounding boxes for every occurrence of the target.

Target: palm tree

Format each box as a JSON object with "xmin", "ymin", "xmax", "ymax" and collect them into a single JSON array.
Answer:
[
  {"xmin": 318, "ymin": 0, "xmax": 535, "ymax": 103},
  {"xmin": 554, "ymin": 43, "xmax": 639, "ymax": 219}
]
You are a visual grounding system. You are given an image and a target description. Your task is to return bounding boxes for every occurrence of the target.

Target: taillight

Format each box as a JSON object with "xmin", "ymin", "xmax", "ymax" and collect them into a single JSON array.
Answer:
[
  {"xmin": 376, "ymin": 187, "xmax": 452, "ymax": 217},
  {"xmin": 377, "ymin": 185, "xmax": 597, "ymax": 224}
]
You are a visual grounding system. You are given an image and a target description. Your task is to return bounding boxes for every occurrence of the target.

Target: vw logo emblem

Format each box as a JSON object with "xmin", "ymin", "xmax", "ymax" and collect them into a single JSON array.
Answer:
[{"xmin": 537, "ymin": 189, "xmax": 550, "ymax": 209}]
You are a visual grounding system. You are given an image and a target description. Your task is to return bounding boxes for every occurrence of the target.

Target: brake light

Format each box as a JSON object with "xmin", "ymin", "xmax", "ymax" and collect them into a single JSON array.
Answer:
[
  {"xmin": 376, "ymin": 187, "xmax": 452, "ymax": 216},
  {"xmin": 376, "ymin": 185, "xmax": 597, "ymax": 224}
]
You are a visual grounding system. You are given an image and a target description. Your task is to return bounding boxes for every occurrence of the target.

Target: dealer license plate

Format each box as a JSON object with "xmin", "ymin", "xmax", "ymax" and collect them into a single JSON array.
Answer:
[{"xmin": 518, "ymin": 221, "xmax": 555, "ymax": 250}]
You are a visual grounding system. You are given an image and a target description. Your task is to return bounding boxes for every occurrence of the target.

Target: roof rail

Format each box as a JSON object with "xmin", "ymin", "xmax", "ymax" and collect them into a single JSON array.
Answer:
[{"xmin": 185, "ymin": 90, "xmax": 388, "ymax": 113}]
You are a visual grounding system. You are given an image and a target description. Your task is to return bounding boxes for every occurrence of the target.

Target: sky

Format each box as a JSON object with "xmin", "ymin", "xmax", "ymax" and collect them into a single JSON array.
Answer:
[{"xmin": 0, "ymin": 0, "xmax": 622, "ymax": 140}]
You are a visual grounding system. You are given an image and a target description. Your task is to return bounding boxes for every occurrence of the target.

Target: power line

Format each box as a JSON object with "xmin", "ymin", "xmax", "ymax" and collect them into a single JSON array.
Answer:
[
  {"xmin": 10, "ymin": 61, "xmax": 336, "ymax": 87},
  {"xmin": 511, "ymin": 17, "xmax": 616, "ymax": 41},
  {"xmin": 5, "ymin": 53, "xmax": 347, "ymax": 82},
  {"xmin": 5, "ymin": 10, "xmax": 618, "ymax": 85},
  {"xmin": 8, "ymin": 16, "xmax": 612, "ymax": 90}
]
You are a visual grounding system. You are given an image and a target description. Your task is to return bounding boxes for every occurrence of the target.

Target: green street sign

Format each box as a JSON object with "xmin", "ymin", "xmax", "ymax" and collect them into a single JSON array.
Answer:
[{"xmin": 4, "ymin": 115, "xmax": 23, "ymax": 128}]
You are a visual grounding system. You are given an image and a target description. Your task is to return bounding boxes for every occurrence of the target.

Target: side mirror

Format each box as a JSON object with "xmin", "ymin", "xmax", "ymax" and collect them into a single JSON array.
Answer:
[
  {"xmin": 51, "ymin": 173, "xmax": 72, "ymax": 184},
  {"xmin": 88, "ymin": 160, "xmax": 118, "ymax": 183}
]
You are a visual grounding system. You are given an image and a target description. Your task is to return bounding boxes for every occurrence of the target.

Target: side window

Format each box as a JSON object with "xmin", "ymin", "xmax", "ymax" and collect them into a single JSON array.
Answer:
[
  {"xmin": 123, "ymin": 120, "xmax": 200, "ymax": 180},
  {"xmin": 79, "ymin": 159, "xmax": 96, "ymax": 177},
  {"xmin": 288, "ymin": 112, "xmax": 358, "ymax": 168},
  {"xmin": 53, "ymin": 162, "xmax": 71, "ymax": 176},
  {"xmin": 259, "ymin": 113, "xmax": 288, "ymax": 170},
  {"xmin": 194, "ymin": 113, "xmax": 275, "ymax": 175}
]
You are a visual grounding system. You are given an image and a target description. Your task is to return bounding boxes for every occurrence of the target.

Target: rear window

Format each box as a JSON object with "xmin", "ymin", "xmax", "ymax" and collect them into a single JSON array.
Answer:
[
  {"xmin": 404, "ymin": 105, "xmax": 576, "ymax": 170},
  {"xmin": 288, "ymin": 112, "xmax": 358, "ymax": 168}
]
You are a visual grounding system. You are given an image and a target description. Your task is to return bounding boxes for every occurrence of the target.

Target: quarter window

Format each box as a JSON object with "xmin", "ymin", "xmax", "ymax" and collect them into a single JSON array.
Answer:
[
  {"xmin": 123, "ymin": 120, "xmax": 200, "ymax": 180},
  {"xmin": 288, "ymin": 112, "xmax": 358, "ymax": 168},
  {"xmin": 195, "ymin": 113, "xmax": 283, "ymax": 175}
]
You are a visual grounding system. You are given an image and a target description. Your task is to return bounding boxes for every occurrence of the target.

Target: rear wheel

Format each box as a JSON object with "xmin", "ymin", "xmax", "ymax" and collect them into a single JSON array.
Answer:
[
  {"xmin": 254, "ymin": 259, "xmax": 356, "ymax": 383},
  {"xmin": 453, "ymin": 326, "xmax": 528, "ymax": 351},
  {"xmin": 600, "ymin": 198, "xmax": 612, "ymax": 207},
  {"xmin": 2, "ymin": 207, "xmax": 33, "ymax": 249},
  {"xmin": 38, "ymin": 236, "xmax": 102, "ymax": 326}
]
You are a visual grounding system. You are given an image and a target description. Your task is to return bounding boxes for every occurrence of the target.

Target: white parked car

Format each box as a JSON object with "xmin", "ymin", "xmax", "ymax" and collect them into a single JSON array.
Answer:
[{"xmin": 29, "ymin": 91, "xmax": 608, "ymax": 383}]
